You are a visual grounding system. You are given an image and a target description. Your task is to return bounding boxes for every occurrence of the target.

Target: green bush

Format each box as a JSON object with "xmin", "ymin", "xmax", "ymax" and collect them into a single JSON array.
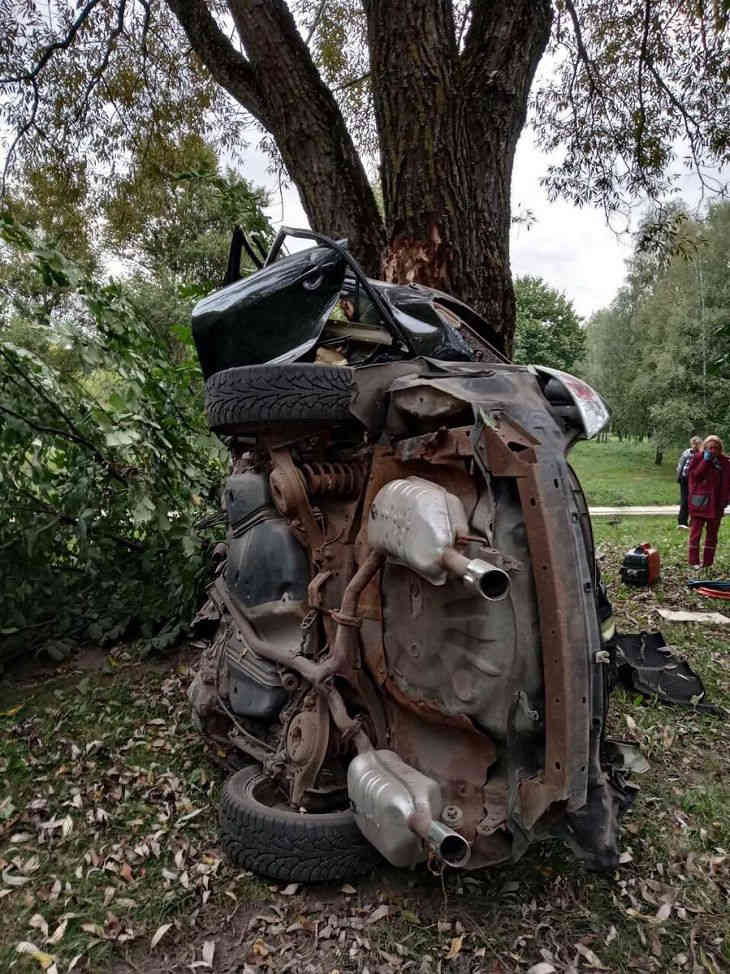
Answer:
[{"xmin": 0, "ymin": 213, "xmax": 227, "ymax": 663}]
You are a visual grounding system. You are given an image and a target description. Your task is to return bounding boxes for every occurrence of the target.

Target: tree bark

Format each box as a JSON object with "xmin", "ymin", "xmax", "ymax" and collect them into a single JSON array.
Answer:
[
  {"xmin": 366, "ymin": 0, "xmax": 552, "ymax": 354},
  {"xmin": 166, "ymin": 0, "xmax": 553, "ymax": 354},
  {"xmin": 165, "ymin": 0, "xmax": 386, "ymax": 276}
]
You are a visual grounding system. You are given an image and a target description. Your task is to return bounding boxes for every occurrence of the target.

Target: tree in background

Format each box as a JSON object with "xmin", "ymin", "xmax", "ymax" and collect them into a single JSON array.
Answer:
[
  {"xmin": 104, "ymin": 135, "xmax": 271, "ymax": 289},
  {"xmin": 2, "ymin": 1, "xmax": 729, "ymax": 353},
  {"xmin": 512, "ymin": 275, "xmax": 585, "ymax": 372},
  {"xmin": 582, "ymin": 292, "xmax": 650, "ymax": 442},
  {"xmin": 584, "ymin": 202, "xmax": 730, "ymax": 460}
]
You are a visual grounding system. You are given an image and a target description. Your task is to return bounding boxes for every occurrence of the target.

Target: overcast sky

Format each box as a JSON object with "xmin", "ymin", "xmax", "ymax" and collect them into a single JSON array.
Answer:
[{"xmin": 509, "ymin": 131, "xmax": 633, "ymax": 319}]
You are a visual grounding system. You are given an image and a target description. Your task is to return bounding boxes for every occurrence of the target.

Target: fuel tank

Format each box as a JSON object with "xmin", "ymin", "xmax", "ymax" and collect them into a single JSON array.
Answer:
[{"xmin": 223, "ymin": 471, "xmax": 309, "ymax": 719}]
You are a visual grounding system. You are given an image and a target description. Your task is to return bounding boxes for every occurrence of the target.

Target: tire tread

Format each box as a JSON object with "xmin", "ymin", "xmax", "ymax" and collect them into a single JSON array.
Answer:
[
  {"xmin": 219, "ymin": 767, "xmax": 380, "ymax": 883},
  {"xmin": 205, "ymin": 364, "xmax": 354, "ymax": 430}
]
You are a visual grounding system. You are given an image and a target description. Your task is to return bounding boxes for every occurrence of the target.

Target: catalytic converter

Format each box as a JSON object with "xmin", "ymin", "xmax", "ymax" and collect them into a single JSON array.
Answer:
[
  {"xmin": 368, "ymin": 476, "xmax": 510, "ymax": 600},
  {"xmin": 347, "ymin": 750, "xmax": 471, "ymax": 868}
]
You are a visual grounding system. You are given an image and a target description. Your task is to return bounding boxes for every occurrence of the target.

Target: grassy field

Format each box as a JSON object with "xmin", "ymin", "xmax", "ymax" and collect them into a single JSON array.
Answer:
[
  {"xmin": 1, "ymin": 511, "xmax": 729, "ymax": 973},
  {"xmin": 570, "ymin": 437, "xmax": 681, "ymax": 507}
]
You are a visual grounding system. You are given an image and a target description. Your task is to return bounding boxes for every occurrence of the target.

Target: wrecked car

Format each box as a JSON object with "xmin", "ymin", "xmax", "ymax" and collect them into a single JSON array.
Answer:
[{"xmin": 188, "ymin": 227, "xmax": 630, "ymax": 882}]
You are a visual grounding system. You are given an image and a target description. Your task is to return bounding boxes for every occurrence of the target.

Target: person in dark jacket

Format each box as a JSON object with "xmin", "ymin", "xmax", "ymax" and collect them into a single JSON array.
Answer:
[
  {"xmin": 676, "ymin": 435, "xmax": 703, "ymax": 528},
  {"xmin": 687, "ymin": 434, "xmax": 730, "ymax": 569}
]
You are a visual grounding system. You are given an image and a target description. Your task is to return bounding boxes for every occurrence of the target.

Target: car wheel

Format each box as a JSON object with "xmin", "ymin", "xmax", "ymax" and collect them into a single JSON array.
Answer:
[
  {"xmin": 219, "ymin": 766, "xmax": 381, "ymax": 882},
  {"xmin": 205, "ymin": 364, "xmax": 354, "ymax": 431}
]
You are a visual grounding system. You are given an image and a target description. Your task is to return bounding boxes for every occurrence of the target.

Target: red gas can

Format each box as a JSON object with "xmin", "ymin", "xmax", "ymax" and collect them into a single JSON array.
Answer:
[{"xmin": 620, "ymin": 542, "xmax": 661, "ymax": 587}]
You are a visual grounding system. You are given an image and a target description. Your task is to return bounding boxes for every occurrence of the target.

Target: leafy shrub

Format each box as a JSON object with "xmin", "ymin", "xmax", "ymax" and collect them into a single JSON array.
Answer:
[{"xmin": 0, "ymin": 213, "xmax": 228, "ymax": 663}]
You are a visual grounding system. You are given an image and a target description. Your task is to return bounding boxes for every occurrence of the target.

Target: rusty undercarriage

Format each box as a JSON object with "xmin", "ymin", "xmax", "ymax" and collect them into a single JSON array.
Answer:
[{"xmin": 188, "ymin": 229, "xmax": 631, "ymax": 882}]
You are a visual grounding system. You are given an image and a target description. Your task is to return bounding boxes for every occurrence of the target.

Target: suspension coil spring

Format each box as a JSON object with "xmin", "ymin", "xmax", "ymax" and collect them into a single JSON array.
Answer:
[{"xmin": 300, "ymin": 461, "xmax": 364, "ymax": 497}]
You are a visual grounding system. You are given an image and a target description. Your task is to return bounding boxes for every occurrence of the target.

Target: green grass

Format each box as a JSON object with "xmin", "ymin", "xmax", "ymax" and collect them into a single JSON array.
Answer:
[{"xmin": 571, "ymin": 436, "xmax": 681, "ymax": 506}]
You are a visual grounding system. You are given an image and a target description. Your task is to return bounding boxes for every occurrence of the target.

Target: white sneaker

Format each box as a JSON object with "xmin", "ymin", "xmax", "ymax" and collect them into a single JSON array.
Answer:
[
  {"xmin": 689, "ymin": 564, "xmax": 700, "ymax": 570},
  {"xmin": 678, "ymin": 524, "xmax": 689, "ymax": 530}
]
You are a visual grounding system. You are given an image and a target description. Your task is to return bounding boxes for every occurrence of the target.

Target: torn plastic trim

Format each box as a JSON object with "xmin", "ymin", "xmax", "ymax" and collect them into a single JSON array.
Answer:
[{"xmin": 532, "ymin": 366, "xmax": 610, "ymax": 439}]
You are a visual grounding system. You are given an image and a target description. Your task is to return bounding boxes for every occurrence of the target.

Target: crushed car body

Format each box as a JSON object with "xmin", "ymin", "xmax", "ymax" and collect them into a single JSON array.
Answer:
[{"xmin": 188, "ymin": 227, "xmax": 630, "ymax": 882}]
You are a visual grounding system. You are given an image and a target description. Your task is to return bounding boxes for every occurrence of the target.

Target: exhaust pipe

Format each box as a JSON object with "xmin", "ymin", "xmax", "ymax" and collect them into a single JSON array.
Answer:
[
  {"xmin": 347, "ymin": 750, "xmax": 471, "ymax": 868},
  {"xmin": 441, "ymin": 547, "xmax": 510, "ymax": 601},
  {"xmin": 422, "ymin": 819, "xmax": 471, "ymax": 868},
  {"xmin": 368, "ymin": 477, "xmax": 511, "ymax": 601}
]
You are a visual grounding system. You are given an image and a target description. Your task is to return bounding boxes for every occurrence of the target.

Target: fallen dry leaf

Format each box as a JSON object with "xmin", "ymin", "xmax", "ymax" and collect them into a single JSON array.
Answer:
[
  {"xmin": 15, "ymin": 941, "xmax": 56, "ymax": 970},
  {"xmin": 252, "ymin": 939, "xmax": 269, "ymax": 957},
  {"xmin": 527, "ymin": 964, "xmax": 556, "ymax": 974},
  {"xmin": 29, "ymin": 913, "xmax": 49, "ymax": 938},
  {"xmin": 3, "ymin": 867, "xmax": 31, "ymax": 886},
  {"xmin": 445, "ymin": 935, "xmax": 464, "ymax": 959},
  {"xmin": 47, "ymin": 918, "xmax": 68, "ymax": 945},
  {"xmin": 575, "ymin": 943, "xmax": 607, "ymax": 969},
  {"xmin": 367, "ymin": 904, "xmax": 390, "ymax": 925},
  {"xmin": 653, "ymin": 901, "xmax": 672, "ymax": 924},
  {"xmin": 151, "ymin": 923, "xmax": 173, "ymax": 948}
]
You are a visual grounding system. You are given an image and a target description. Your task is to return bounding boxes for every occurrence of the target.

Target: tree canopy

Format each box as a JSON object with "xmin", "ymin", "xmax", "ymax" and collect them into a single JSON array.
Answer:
[
  {"xmin": 2, "ymin": 1, "xmax": 729, "ymax": 352},
  {"xmin": 512, "ymin": 275, "xmax": 585, "ymax": 373},
  {"xmin": 583, "ymin": 200, "xmax": 730, "ymax": 452}
]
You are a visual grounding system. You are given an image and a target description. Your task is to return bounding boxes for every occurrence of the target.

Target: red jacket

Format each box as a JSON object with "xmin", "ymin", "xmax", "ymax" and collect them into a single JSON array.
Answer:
[{"xmin": 687, "ymin": 452, "xmax": 730, "ymax": 519}]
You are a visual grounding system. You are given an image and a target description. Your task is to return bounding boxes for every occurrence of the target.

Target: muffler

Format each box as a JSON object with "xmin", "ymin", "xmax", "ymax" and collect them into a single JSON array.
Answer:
[
  {"xmin": 347, "ymin": 750, "xmax": 471, "ymax": 868},
  {"xmin": 368, "ymin": 477, "xmax": 510, "ymax": 600}
]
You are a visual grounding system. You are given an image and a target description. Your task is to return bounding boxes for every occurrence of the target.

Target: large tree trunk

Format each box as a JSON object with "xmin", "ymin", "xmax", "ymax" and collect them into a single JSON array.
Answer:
[
  {"xmin": 366, "ymin": 0, "xmax": 552, "ymax": 355},
  {"xmin": 166, "ymin": 0, "xmax": 552, "ymax": 355}
]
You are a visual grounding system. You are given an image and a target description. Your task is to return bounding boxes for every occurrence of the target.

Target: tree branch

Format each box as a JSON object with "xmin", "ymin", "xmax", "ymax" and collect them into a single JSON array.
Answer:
[
  {"xmin": 462, "ymin": 0, "xmax": 552, "ymax": 95},
  {"xmin": 0, "ymin": 0, "xmax": 104, "ymax": 84},
  {"xmin": 305, "ymin": 0, "xmax": 329, "ymax": 45},
  {"xmin": 1, "ymin": 78, "xmax": 39, "ymax": 196},
  {"xmin": 13, "ymin": 491, "xmax": 145, "ymax": 551},
  {"xmin": 74, "ymin": 0, "xmax": 128, "ymax": 124},
  {"xmin": 0, "ymin": 401, "xmax": 130, "ymax": 483},
  {"xmin": 635, "ymin": 0, "xmax": 652, "ymax": 173},
  {"xmin": 163, "ymin": 0, "xmax": 266, "ymax": 122},
  {"xmin": 335, "ymin": 71, "xmax": 371, "ymax": 92},
  {"xmin": 562, "ymin": 0, "xmax": 599, "ymax": 93},
  {"xmin": 0, "ymin": 350, "xmax": 130, "ymax": 483}
]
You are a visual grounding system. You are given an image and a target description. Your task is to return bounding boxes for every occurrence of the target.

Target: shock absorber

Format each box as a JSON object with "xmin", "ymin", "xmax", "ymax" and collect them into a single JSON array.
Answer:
[{"xmin": 299, "ymin": 461, "xmax": 365, "ymax": 497}]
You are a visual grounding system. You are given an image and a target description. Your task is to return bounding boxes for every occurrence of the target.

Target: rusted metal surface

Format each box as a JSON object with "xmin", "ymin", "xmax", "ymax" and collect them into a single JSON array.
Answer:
[
  {"xmin": 268, "ymin": 445, "xmax": 325, "ymax": 549},
  {"xmin": 287, "ymin": 691, "xmax": 330, "ymax": 805},
  {"xmin": 394, "ymin": 426, "xmax": 473, "ymax": 464},
  {"xmin": 193, "ymin": 357, "xmax": 621, "ymax": 869},
  {"xmin": 300, "ymin": 460, "xmax": 365, "ymax": 496},
  {"xmin": 472, "ymin": 410, "xmax": 596, "ymax": 828},
  {"xmin": 385, "ymin": 699, "xmax": 494, "ymax": 844}
]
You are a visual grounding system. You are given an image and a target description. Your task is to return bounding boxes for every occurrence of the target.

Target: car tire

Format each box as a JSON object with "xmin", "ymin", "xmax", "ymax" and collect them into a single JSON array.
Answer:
[
  {"xmin": 204, "ymin": 364, "xmax": 354, "ymax": 431},
  {"xmin": 219, "ymin": 766, "xmax": 381, "ymax": 882}
]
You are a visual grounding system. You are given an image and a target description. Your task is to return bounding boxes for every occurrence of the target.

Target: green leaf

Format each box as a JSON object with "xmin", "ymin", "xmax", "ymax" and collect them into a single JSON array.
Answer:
[
  {"xmin": 105, "ymin": 429, "xmax": 141, "ymax": 447},
  {"xmin": 132, "ymin": 495, "xmax": 156, "ymax": 526}
]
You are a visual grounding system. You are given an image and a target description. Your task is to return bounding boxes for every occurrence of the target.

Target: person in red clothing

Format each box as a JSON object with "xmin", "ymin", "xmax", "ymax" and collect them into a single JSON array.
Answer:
[{"xmin": 687, "ymin": 434, "xmax": 730, "ymax": 569}]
